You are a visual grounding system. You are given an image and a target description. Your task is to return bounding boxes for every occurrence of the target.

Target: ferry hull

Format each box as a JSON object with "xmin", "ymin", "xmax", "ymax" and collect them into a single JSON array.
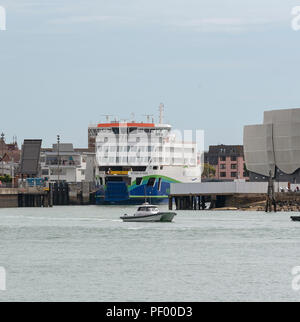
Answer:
[{"xmin": 95, "ymin": 180, "xmax": 171, "ymax": 205}]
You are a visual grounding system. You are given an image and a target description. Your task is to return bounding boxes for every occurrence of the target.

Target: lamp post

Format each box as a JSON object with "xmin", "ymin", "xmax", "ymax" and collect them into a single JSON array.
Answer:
[
  {"xmin": 1, "ymin": 132, "xmax": 5, "ymax": 177},
  {"xmin": 57, "ymin": 135, "xmax": 60, "ymax": 183}
]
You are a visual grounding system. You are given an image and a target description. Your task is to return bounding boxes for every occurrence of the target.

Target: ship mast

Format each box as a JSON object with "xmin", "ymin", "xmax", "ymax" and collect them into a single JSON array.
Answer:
[
  {"xmin": 101, "ymin": 114, "xmax": 113, "ymax": 122},
  {"xmin": 159, "ymin": 103, "xmax": 164, "ymax": 124},
  {"xmin": 143, "ymin": 114, "xmax": 154, "ymax": 123}
]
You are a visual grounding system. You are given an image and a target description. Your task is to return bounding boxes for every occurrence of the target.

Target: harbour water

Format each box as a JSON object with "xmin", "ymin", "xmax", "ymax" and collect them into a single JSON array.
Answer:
[{"xmin": 0, "ymin": 205, "xmax": 300, "ymax": 302}]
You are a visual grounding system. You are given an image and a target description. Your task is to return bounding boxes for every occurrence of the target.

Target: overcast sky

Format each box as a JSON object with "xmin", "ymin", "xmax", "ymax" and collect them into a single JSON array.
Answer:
[{"xmin": 1, "ymin": 0, "xmax": 300, "ymax": 148}]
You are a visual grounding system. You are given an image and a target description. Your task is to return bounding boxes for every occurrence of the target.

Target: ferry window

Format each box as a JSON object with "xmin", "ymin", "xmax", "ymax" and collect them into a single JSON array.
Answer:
[
  {"xmin": 136, "ymin": 177, "xmax": 143, "ymax": 185},
  {"xmin": 147, "ymin": 177, "xmax": 156, "ymax": 187},
  {"xmin": 153, "ymin": 166, "xmax": 158, "ymax": 170},
  {"xmin": 160, "ymin": 166, "xmax": 163, "ymax": 170},
  {"xmin": 158, "ymin": 178, "xmax": 162, "ymax": 191}
]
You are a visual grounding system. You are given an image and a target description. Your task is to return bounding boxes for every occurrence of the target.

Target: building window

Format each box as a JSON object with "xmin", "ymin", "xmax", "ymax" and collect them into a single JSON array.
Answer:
[
  {"xmin": 243, "ymin": 172, "xmax": 248, "ymax": 177},
  {"xmin": 231, "ymin": 172, "xmax": 237, "ymax": 177},
  {"xmin": 220, "ymin": 156, "xmax": 226, "ymax": 162},
  {"xmin": 231, "ymin": 156, "xmax": 237, "ymax": 161},
  {"xmin": 42, "ymin": 169, "xmax": 49, "ymax": 175},
  {"xmin": 220, "ymin": 172, "xmax": 226, "ymax": 177},
  {"xmin": 220, "ymin": 164, "xmax": 226, "ymax": 169},
  {"xmin": 231, "ymin": 164, "xmax": 237, "ymax": 169}
]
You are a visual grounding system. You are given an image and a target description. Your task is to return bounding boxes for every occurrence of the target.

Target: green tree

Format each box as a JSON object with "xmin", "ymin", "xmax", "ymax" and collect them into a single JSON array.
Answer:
[
  {"xmin": 0, "ymin": 174, "xmax": 12, "ymax": 183},
  {"xmin": 202, "ymin": 163, "xmax": 216, "ymax": 178},
  {"xmin": 243, "ymin": 163, "xmax": 249, "ymax": 177}
]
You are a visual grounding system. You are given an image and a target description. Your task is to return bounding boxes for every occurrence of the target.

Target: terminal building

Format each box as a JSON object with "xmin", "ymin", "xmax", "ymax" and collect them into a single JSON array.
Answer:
[{"xmin": 243, "ymin": 108, "xmax": 300, "ymax": 183}]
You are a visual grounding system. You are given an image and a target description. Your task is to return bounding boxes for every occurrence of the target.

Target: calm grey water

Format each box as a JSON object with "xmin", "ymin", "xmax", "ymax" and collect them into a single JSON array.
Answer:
[{"xmin": 0, "ymin": 205, "xmax": 300, "ymax": 302}]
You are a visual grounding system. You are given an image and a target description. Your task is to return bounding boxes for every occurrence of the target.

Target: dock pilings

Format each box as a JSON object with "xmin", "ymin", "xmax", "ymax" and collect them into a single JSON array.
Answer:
[{"xmin": 169, "ymin": 194, "xmax": 211, "ymax": 210}]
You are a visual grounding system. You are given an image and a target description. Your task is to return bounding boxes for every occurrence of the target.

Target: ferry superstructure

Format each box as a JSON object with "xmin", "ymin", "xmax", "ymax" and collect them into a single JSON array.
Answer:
[{"xmin": 89, "ymin": 110, "xmax": 202, "ymax": 205}]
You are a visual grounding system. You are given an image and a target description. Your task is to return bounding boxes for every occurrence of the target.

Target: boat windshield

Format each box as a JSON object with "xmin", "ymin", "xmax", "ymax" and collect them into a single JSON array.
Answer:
[{"xmin": 137, "ymin": 206, "xmax": 159, "ymax": 212}]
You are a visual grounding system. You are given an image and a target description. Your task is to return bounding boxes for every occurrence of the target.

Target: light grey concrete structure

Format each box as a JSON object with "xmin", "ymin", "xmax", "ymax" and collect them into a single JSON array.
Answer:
[
  {"xmin": 40, "ymin": 144, "xmax": 95, "ymax": 183},
  {"xmin": 170, "ymin": 181, "xmax": 300, "ymax": 195},
  {"xmin": 244, "ymin": 108, "xmax": 300, "ymax": 182}
]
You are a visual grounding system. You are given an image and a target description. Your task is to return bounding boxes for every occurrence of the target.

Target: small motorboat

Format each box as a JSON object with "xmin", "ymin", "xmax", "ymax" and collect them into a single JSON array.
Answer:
[
  {"xmin": 120, "ymin": 203, "xmax": 177, "ymax": 222},
  {"xmin": 291, "ymin": 216, "xmax": 300, "ymax": 222}
]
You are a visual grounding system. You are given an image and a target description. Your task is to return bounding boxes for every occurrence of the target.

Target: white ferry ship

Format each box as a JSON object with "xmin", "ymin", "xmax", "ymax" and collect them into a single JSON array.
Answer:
[{"xmin": 89, "ymin": 105, "xmax": 202, "ymax": 205}]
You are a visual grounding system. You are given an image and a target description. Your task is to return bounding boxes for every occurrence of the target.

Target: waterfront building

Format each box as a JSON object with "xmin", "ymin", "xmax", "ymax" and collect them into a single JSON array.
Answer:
[
  {"xmin": 0, "ymin": 137, "xmax": 20, "ymax": 177},
  {"xmin": 40, "ymin": 143, "xmax": 95, "ymax": 183},
  {"xmin": 244, "ymin": 108, "xmax": 300, "ymax": 183},
  {"xmin": 203, "ymin": 145, "xmax": 249, "ymax": 181}
]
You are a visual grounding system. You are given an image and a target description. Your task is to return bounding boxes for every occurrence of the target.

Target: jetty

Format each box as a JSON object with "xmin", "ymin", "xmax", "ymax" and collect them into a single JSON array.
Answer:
[
  {"xmin": 0, "ymin": 186, "xmax": 52, "ymax": 208},
  {"xmin": 168, "ymin": 182, "xmax": 300, "ymax": 211}
]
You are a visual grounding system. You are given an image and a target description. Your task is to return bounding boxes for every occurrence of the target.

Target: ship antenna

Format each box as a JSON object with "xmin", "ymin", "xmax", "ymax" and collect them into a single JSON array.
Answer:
[
  {"xmin": 130, "ymin": 112, "xmax": 135, "ymax": 122},
  {"xmin": 101, "ymin": 114, "xmax": 113, "ymax": 122},
  {"xmin": 159, "ymin": 103, "xmax": 164, "ymax": 124},
  {"xmin": 143, "ymin": 114, "xmax": 154, "ymax": 123}
]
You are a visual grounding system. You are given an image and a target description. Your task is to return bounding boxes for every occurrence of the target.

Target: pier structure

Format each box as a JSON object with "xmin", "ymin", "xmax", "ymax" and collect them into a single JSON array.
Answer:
[
  {"xmin": 169, "ymin": 182, "xmax": 268, "ymax": 210},
  {"xmin": 0, "ymin": 181, "xmax": 96, "ymax": 208},
  {"xmin": 0, "ymin": 186, "xmax": 53, "ymax": 208},
  {"xmin": 168, "ymin": 182, "xmax": 300, "ymax": 211}
]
